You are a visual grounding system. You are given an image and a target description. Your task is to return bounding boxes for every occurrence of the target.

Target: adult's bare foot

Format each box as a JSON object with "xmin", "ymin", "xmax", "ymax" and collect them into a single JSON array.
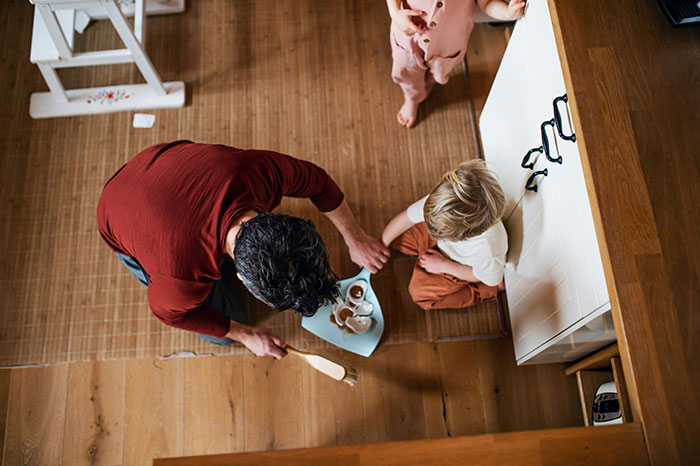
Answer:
[{"xmin": 396, "ymin": 99, "xmax": 418, "ymax": 128}]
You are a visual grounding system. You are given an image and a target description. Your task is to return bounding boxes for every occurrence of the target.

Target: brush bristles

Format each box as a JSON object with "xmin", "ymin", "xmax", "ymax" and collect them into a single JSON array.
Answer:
[{"xmin": 342, "ymin": 366, "xmax": 359, "ymax": 387}]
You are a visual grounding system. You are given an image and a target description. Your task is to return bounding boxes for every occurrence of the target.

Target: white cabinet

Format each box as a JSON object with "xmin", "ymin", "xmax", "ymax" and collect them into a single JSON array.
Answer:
[{"xmin": 479, "ymin": 0, "xmax": 614, "ymax": 365}]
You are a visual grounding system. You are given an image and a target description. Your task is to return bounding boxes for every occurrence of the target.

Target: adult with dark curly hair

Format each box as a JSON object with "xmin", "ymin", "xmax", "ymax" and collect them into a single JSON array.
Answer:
[{"xmin": 97, "ymin": 141, "xmax": 389, "ymax": 359}]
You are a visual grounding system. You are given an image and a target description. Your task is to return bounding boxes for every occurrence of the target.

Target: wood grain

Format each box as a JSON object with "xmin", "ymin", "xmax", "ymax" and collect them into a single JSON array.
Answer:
[
  {"xmin": 610, "ymin": 357, "xmax": 632, "ymax": 423},
  {"xmin": 0, "ymin": 370, "xmax": 9, "ymax": 460},
  {"xmin": 3, "ymin": 365, "xmax": 69, "ymax": 466},
  {"xmin": 300, "ymin": 349, "xmax": 367, "ymax": 448},
  {"xmin": 242, "ymin": 353, "xmax": 306, "ymax": 451},
  {"xmin": 548, "ymin": 0, "xmax": 700, "ymax": 462},
  {"xmin": 475, "ymin": 338, "xmax": 581, "ymax": 433},
  {"xmin": 183, "ymin": 355, "xmax": 245, "ymax": 456},
  {"xmin": 0, "ymin": 339, "xmax": 584, "ymax": 464},
  {"xmin": 63, "ymin": 360, "xmax": 126, "ymax": 466},
  {"xmin": 419, "ymin": 342, "xmax": 486, "ymax": 438},
  {"xmin": 153, "ymin": 423, "xmax": 648, "ymax": 466},
  {"xmin": 359, "ymin": 344, "xmax": 431, "ymax": 444},
  {"xmin": 565, "ymin": 343, "xmax": 618, "ymax": 376},
  {"xmin": 124, "ymin": 358, "xmax": 184, "ymax": 466}
]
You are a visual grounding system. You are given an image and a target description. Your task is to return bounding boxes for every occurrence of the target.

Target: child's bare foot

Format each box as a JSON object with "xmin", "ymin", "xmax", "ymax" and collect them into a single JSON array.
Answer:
[
  {"xmin": 497, "ymin": 279, "xmax": 506, "ymax": 291},
  {"xmin": 397, "ymin": 99, "xmax": 418, "ymax": 128}
]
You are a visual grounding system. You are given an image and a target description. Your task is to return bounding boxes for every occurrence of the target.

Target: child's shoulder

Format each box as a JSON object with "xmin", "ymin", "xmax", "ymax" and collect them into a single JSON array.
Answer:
[
  {"xmin": 451, "ymin": 221, "xmax": 507, "ymax": 248},
  {"xmin": 484, "ymin": 220, "xmax": 508, "ymax": 242}
]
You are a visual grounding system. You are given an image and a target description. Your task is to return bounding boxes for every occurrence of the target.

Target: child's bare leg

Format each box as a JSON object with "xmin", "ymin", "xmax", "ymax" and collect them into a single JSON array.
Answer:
[
  {"xmin": 397, "ymin": 99, "xmax": 420, "ymax": 128},
  {"xmin": 397, "ymin": 73, "xmax": 435, "ymax": 127},
  {"xmin": 391, "ymin": 46, "xmax": 429, "ymax": 128},
  {"xmin": 497, "ymin": 278, "xmax": 505, "ymax": 291}
]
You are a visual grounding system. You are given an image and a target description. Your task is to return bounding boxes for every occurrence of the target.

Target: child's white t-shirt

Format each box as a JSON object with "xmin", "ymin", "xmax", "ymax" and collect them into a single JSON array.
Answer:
[{"xmin": 406, "ymin": 195, "xmax": 508, "ymax": 287}]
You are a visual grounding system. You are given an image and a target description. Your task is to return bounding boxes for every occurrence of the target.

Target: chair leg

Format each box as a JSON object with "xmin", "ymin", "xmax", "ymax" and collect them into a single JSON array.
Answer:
[
  {"xmin": 36, "ymin": 4, "xmax": 72, "ymax": 59},
  {"xmin": 37, "ymin": 64, "xmax": 68, "ymax": 103},
  {"xmin": 135, "ymin": 0, "xmax": 146, "ymax": 45},
  {"xmin": 102, "ymin": 0, "xmax": 166, "ymax": 96}
]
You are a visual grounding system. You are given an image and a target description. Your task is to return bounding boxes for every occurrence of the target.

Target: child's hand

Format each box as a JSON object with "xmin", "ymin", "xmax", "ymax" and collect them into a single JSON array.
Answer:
[
  {"xmin": 506, "ymin": 0, "xmax": 526, "ymax": 19},
  {"xmin": 418, "ymin": 249, "xmax": 453, "ymax": 275},
  {"xmin": 391, "ymin": 9, "xmax": 425, "ymax": 36}
]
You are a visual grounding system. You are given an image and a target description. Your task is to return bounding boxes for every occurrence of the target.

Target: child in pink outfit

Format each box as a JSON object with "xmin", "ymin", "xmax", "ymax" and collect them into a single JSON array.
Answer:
[{"xmin": 387, "ymin": 0, "xmax": 525, "ymax": 128}]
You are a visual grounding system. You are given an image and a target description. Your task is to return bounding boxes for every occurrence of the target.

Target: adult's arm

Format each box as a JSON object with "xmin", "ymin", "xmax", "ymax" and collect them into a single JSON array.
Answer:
[
  {"xmin": 225, "ymin": 321, "xmax": 286, "ymax": 359},
  {"xmin": 324, "ymin": 199, "xmax": 390, "ymax": 273},
  {"xmin": 270, "ymin": 152, "xmax": 390, "ymax": 273},
  {"xmin": 147, "ymin": 274, "xmax": 287, "ymax": 358},
  {"xmin": 268, "ymin": 151, "xmax": 345, "ymax": 212}
]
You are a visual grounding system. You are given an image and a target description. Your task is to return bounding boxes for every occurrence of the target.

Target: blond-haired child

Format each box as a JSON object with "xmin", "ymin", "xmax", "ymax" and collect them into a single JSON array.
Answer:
[
  {"xmin": 382, "ymin": 160, "xmax": 507, "ymax": 310},
  {"xmin": 387, "ymin": 0, "xmax": 525, "ymax": 128}
]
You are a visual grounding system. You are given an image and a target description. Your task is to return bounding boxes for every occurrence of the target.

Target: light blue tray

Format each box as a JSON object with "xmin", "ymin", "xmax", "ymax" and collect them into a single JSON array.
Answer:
[{"xmin": 301, "ymin": 268, "xmax": 384, "ymax": 357}]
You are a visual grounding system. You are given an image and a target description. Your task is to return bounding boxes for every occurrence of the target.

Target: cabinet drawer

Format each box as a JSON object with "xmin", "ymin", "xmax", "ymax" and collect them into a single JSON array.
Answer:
[
  {"xmin": 479, "ymin": 21, "xmax": 540, "ymax": 222},
  {"xmin": 479, "ymin": 0, "xmax": 610, "ymax": 363},
  {"xmin": 505, "ymin": 178, "xmax": 582, "ymax": 359},
  {"xmin": 523, "ymin": 0, "xmax": 609, "ymax": 316}
]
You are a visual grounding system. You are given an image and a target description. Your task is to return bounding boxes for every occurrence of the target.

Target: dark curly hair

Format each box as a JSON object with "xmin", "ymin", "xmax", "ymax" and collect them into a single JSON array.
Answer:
[{"xmin": 233, "ymin": 213, "xmax": 339, "ymax": 317}]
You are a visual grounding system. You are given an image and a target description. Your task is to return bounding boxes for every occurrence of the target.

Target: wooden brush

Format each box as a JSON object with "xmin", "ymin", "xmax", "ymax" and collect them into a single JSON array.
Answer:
[{"xmin": 285, "ymin": 345, "xmax": 358, "ymax": 387}]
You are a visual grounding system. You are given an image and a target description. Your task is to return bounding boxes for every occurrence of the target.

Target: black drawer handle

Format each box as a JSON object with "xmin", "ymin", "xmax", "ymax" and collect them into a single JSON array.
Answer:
[
  {"xmin": 541, "ymin": 119, "xmax": 562, "ymax": 164},
  {"xmin": 521, "ymin": 146, "xmax": 543, "ymax": 170},
  {"xmin": 525, "ymin": 168, "xmax": 548, "ymax": 192},
  {"xmin": 553, "ymin": 94, "xmax": 576, "ymax": 142}
]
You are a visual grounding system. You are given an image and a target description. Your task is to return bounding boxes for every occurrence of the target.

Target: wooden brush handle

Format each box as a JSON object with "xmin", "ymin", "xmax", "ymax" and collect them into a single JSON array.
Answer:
[
  {"xmin": 283, "ymin": 345, "xmax": 348, "ymax": 382},
  {"xmin": 285, "ymin": 345, "xmax": 310, "ymax": 357}
]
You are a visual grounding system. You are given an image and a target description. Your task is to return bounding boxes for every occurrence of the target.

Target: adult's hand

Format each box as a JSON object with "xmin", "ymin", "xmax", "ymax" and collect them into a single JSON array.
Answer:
[
  {"xmin": 347, "ymin": 230, "xmax": 391, "ymax": 273},
  {"xmin": 323, "ymin": 200, "xmax": 391, "ymax": 273},
  {"xmin": 227, "ymin": 321, "xmax": 287, "ymax": 359}
]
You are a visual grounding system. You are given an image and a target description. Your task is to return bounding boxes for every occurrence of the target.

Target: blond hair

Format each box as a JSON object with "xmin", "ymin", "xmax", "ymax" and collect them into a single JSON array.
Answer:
[{"xmin": 424, "ymin": 160, "xmax": 506, "ymax": 241}]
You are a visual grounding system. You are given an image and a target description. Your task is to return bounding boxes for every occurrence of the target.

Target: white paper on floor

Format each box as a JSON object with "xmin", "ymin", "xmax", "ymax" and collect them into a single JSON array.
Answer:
[{"xmin": 133, "ymin": 113, "xmax": 156, "ymax": 128}]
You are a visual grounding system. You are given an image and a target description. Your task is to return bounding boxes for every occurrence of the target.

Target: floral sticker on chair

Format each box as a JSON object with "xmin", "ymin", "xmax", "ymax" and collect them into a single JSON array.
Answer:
[
  {"xmin": 116, "ymin": 0, "xmax": 136, "ymax": 14},
  {"xmin": 87, "ymin": 89, "xmax": 131, "ymax": 105}
]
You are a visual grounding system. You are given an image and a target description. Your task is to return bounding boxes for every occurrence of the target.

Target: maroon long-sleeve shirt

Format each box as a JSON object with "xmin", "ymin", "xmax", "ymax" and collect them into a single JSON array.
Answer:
[{"xmin": 97, "ymin": 141, "xmax": 344, "ymax": 337}]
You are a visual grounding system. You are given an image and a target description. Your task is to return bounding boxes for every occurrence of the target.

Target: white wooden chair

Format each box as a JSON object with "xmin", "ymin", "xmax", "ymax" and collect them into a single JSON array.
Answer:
[
  {"xmin": 81, "ymin": 0, "xmax": 184, "ymax": 20},
  {"xmin": 28, "ymin": 0, "xmax": 185, "ymax": 118}
]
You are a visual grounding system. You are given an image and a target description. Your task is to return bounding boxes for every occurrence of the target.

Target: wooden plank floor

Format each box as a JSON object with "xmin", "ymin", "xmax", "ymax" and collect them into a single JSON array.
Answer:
[
  {"xmin": 1, "ymin": 0, "xmax": 506, "ymax": 367},
  {"xmin": 0, "ymin": 340, "xmax": 582, "ymax": 466},
  {"xmin": 153, "ymin": 424, "xmax": 649, "ymax": 466}
]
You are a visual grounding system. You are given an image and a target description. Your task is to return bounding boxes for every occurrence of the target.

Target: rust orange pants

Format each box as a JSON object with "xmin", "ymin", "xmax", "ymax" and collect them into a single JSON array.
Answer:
[{"xmin": 392, "ymin": 223, "xmax": 498, "ymax": 311}]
